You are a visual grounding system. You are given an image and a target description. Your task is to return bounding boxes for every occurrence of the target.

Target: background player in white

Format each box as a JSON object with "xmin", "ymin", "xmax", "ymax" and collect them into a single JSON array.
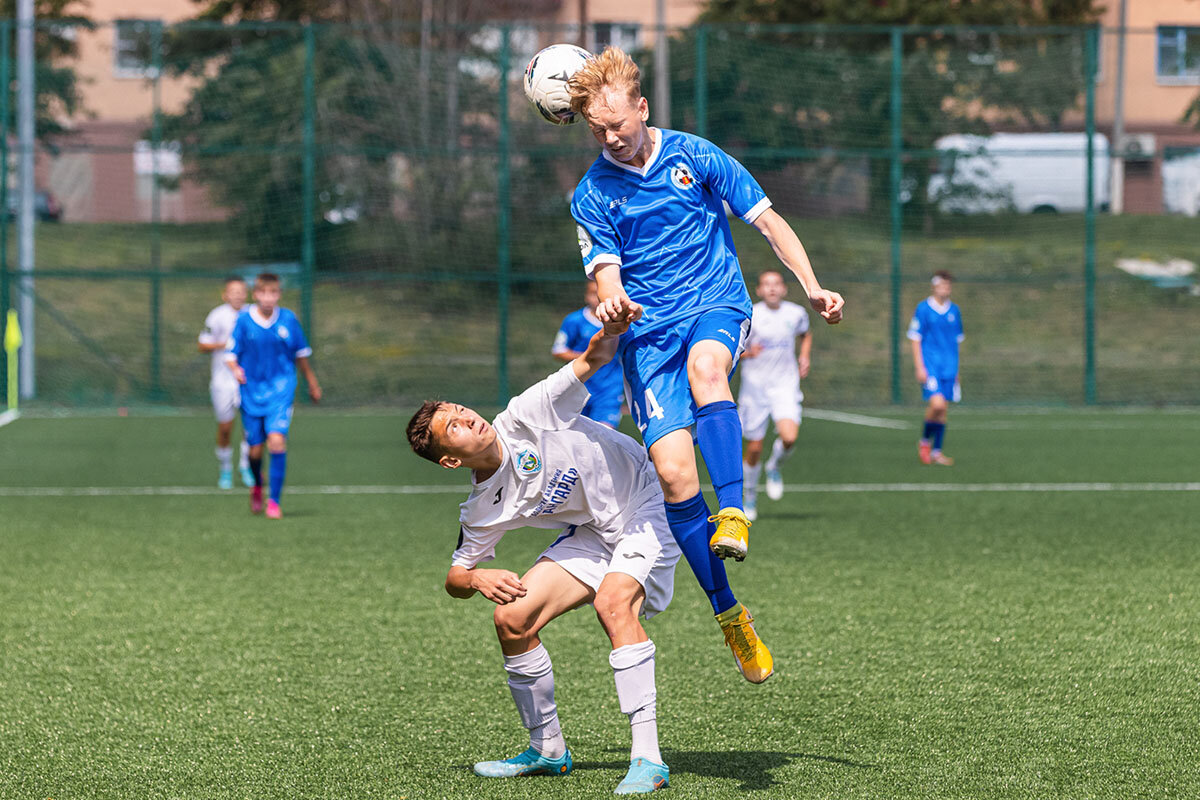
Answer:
[
  {"xmin": 909, "ymin": 270, "xmax": 964, "ymax": 466},
  {"xmin": 405, "ymin": 297, "xmax": 678, "ymax": 794},
  {"xmin": 197, "ymin": 276, "xmax": 253, "ymax": 489},
  {"xmin": 737, "ymin": 270, "xmax": 811, "ymax": 521}
]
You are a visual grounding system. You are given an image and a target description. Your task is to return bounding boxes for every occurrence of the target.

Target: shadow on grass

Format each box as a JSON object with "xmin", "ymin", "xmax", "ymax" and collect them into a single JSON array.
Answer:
[{"xmin": 582, "ymin": 748, "xmax": 877, "ymax": 791}]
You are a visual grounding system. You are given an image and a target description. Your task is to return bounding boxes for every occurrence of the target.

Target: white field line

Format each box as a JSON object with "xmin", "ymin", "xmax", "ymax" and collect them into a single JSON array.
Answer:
[
  {"xmin": 0, "ymin": 409, "xmax": 18, "ymax": 428},
  {"xmin": 3, "ymin": 482, "xmax": 1200, "ymax": 498},
  {"xmin": 805, "ymin": 408, "xmax": 912, "ymax": 429}
]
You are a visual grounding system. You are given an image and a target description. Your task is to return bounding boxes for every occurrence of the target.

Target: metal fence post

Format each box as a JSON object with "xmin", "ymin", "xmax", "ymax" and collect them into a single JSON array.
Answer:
[
  {"xmin": 0, "ymin": 21, "xmax": 9, "ymax": 403},
  {"xmin": 496, "ymin": 24, "xmax": 512, "ymax": 405},
  {"xmin": 1083, "ymin": 25, "xmax": 1097, "ymax": 405},
  {"xmin": 149, "ymin": 20, "xmax": 164, "ymax": 400},
  {"xmin": 889, "ymin": 26, "xmax": 903, "ymax": 405},
  {"xmin": 16, "ymin": 0, "xmax": 34, "ymax": 400},
  {"xmin": 694, "ymin": 24, "xmax": 707, "ymax": 138},
  {"xmin": 302, "ymin": 24, "xmax": 316, "ymax": 359}
]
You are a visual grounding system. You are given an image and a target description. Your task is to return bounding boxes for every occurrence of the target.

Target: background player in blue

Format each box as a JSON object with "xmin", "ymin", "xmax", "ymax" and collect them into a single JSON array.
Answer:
[
  {"xmin": 566, "ymin": 47, "xmax": 844, "ymax": 684},
  {"xmin": 908, "ymin": 270, "xmax": 964, "ymax": 467},
  {"xmin": 225, "ymin": 273, "xmax": 322, "ymax": 518},
  {"xmin": 551, "ymin": 282, "xmax": 624, "ymax": 428}
]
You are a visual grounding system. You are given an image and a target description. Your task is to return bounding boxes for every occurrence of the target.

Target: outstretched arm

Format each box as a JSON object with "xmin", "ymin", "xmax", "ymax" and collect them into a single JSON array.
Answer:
[
  {"xmin": 297, "ymin": 356, "xmax": 322, "ymax": 403},
  {"xmin": 752, "ymin": 208, "xmax": 844, "ymax": 324},
  {"xmin": 572, "ymin": 296, "xmax": 640, "ymax": 383},
  {"xmin": 911, "ymin": 338, "xmax": 927, "ymax": 384},
  {"xmin": 797, "ymin": 331, "xmax": 812, "ymax": 378},
  {"xmin": 592, "ymin": 263, "xmax": 643, "ymax": 327}
]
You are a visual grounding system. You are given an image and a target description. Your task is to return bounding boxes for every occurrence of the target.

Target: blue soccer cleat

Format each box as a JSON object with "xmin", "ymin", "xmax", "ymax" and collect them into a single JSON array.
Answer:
[
  {"xmin": 615, "ymin": 757, "xmax": 670, "ymax": 794},
  {"xmin": 473, "ymin": 747, "xmax": 573, "ymax": 779},
  {"xmin": 765, "ymin": 466, "xmax": 784, "ymax": 501},
  {"xmin": 218, "ymin": 469, "xmax": 233, "ymax": 490},
  {"xmin": 239, "ymin": 465, "xmax": 256, "ymax": 488}
]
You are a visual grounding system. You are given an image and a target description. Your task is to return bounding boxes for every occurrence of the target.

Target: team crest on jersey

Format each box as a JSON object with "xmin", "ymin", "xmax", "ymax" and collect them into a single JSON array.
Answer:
[
  {"xmin": 278, "ymin": 326, "xmax": 289, "ymax": 339},
  {"xmin": 576, "ymin": 225, "xmax": 593, "ymax": 258},
  {"xmin": 516, "ymin": 448, "xmax": 542, "ymax": 475},
  {"xmin": 670, "ymin": 163, "xmax": 696, "ymax": 189}
]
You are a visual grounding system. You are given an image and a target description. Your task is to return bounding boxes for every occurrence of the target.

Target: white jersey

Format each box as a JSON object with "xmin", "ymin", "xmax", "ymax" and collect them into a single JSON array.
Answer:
[
  {"xmin": 199, "ymin": 303, "xmax": 241, "ymax": 388},
  {"xmin": 739, "ymin": 300, "xmax": 809, "ymax": 391},
  {"xmin": 452, "ymin": 364, "xmax": 663, "ymax": 569}
]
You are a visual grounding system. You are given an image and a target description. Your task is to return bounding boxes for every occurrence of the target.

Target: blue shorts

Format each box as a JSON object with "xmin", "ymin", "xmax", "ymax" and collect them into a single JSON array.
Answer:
[
  {"xmin": 582, "ymin": 396, "xmax": 622, "ymax": 429},
  {"xmin": 619, "ymin": 308, "xmax": 751, "ymax": 448},
  {"xmin": 241, "ymin": 404, "xmax": 294, "ymax": 445},
  {"xmin": 922, "ymin": 375, "xmax": 961, "ymax": 402}
]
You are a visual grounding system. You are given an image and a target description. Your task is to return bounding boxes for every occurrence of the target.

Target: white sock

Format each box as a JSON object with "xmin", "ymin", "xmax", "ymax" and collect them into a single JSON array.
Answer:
[
  {"xmin": 504, "ymin": 643, "xmax": 566, "ymax": 758},
  {"xmin": 743, "ymin": 460, "xmax": 762, "ymax": 499},
  {"xmin": 610, "ymin": 639, "xmax": 661, "ymax": 765},
  {"xmin": 238, "ymin": 439, "xmax": 250, "ymax": 470},
  {"xmin": 215, "ymin": 446, "xmax": 233, "ymax": 471},
  {"xmin": 766, "ymin": 437, "xmax": 793, "ymax": 472}
]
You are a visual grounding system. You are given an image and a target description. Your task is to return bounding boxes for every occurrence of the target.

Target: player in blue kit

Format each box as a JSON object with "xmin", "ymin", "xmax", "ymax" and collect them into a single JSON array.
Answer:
[
  {"xmin": 225, "ymin": 273, "xmax": 322, "ymax": 518},
  {"xmin": 566, "ymin": 47, "xmax": 844, "ymax": 683},
  {"xmin": 908, "ymin": 271, "xmax": 963, "ymax": 466},
  {"xmin": 551, "ymin": 282, "xmax": 624, "ymax": 428}
]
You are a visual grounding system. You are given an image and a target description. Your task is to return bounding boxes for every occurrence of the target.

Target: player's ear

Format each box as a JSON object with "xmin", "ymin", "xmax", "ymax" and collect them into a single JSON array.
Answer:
[
  {"xmin": 637, "ymin": 96, "xmax": 648, "ymax": 121},
  {"xmin": 438, "ymin": 455, "xmax": 462, "ymax": 470}
]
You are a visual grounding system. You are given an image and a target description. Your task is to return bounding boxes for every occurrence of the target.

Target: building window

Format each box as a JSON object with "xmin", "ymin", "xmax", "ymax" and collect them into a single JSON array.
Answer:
[
  {"xmin": 590, "ymin": 23, "xmax": 640, "ymax": 53},
  {"xmin": 1157, "ymin": 26, "xmax": 1200, "ymax": 84},
  {"xmin": 114, "ymin": 19, "xmax": 159, "ymax": 79}
]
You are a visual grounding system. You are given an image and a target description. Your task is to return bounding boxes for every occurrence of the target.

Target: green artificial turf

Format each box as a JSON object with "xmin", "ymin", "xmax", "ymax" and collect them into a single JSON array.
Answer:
[{"xmin": 1, "ymin": 410, "xmax": 1198, "ymax": 798}]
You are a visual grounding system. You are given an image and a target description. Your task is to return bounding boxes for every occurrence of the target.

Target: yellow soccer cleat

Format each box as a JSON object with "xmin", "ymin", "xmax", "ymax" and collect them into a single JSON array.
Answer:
[
  {"xmin": 716, "ymin": 604, "xmax": 774, "ymax": 684},
  {"xmin": 708, "ymin": 507, "xmax": 751, "ymax": 561}
]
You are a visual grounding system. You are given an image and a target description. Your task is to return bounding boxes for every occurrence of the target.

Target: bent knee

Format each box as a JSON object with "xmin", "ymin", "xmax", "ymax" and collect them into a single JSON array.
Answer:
[
  {"xmin": 653, "ymin": 458, "xmax": 698, "ymax": 496},
  {"xmin": 593, "ymin": 586, "xmax": 639, "ymax": 621},
  {"xmin": 493, "ymin": 604, "xmax": 536, "ymax": 643}
]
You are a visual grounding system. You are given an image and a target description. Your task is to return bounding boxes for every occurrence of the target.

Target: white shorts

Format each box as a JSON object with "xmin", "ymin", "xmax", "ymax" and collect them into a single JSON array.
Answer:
[
  {"xmin": 538, "ymin": 498, "xmax": 681, "ymax": 619},
  {"xmin": 738, "ymin": 383, "xmax": 803, "ymax": 441},
  {"xmin": 210, "ymin": 380, "xmax": 240, "ymax": 424}
]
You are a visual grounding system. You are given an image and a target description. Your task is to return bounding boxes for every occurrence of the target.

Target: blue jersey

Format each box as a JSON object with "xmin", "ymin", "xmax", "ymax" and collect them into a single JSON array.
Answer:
[
  {"xmin": 227, "ymin": 305, "xmax": 312, "ymax": 416},
  {"xmin": 571, "ymin": 128, "xmax": 769, "ymax": 337},
  {"xmin": 552, "ymin": 307, "xmax": 624, "ymax": 425},
  {"xmin": 907, "ymin": 298, "xmax": 964, "ymax": 378}
]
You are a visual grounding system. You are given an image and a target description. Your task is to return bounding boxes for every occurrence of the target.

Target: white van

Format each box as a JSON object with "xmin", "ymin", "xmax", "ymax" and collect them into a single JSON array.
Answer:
[
  {"xmin": 1162, "ymin": 150, "xmax": 1200, "ymax": 216},
  {"xmin": 928, "ymin": 132, "xmax": 1110, "ymax": 214}
]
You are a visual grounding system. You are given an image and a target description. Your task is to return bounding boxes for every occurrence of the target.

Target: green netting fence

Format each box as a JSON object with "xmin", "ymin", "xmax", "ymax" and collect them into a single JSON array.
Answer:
[{"xmin": 1, "ymin": 21, "xmax": 1197, "ymax": 409}]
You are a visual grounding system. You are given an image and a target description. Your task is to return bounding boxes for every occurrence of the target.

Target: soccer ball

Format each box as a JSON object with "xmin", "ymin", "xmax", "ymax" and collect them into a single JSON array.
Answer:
[{"xmin": 523, "ymin": 44, "xmax": 592, "ymax": 126}]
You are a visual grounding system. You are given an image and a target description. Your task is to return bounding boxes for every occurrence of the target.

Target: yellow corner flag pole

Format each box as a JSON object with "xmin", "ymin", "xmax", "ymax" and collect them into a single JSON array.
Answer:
[{"xmin": 5, "ymin": 309, "xmax": 22, "ymax": 412}]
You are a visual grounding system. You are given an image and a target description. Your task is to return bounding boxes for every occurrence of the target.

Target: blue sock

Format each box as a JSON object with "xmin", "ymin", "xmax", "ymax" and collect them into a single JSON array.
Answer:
[
  {"xmin": 930, "ymin": 422, "xmax": 946, "ymax": 451},
  {"xmin": 269, "ymin": 451, "xmax": 287, "ymax": 503},
  {"xmin": 664, "ymin": 492, "xmax": 738, "ymax": 615},
  {"xmin": 695, "ymin": 400, "xmax": 743, "ymax": 511},
  {"xmin": 922, "ymin": 420, "xmax": 934, "ymax": 441},
  {"xmin": 249, "ymin": 456, "xmax": 263, "ymax": 487}
]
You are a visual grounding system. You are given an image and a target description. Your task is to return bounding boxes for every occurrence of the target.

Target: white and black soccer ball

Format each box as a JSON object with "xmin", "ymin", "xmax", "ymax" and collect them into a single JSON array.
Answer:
[{"xmin": 523, "ymin": 44, "xmax": 593, "ymax": 126}]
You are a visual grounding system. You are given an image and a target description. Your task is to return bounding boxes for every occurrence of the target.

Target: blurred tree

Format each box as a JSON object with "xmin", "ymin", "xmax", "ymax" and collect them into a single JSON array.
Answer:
[
  {"xmin": 0, "ymin": 0, "xmax": 91, "ymax": 145},
  {"xmin": 162, "ymin": 0, "xmax": 559, "ymax": 265},
  {"xmin": 647, "ymin": 0, "xmax": 1106, "ymax": 216}
]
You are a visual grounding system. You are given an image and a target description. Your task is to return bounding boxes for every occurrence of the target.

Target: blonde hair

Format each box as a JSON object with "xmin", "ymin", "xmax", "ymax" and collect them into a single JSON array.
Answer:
[{"xmin": 567, "ymin": 46, "xmax": 642, "ymax": 115}]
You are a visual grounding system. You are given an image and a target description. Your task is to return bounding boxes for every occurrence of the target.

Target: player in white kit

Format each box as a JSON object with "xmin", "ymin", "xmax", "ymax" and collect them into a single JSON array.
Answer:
[
  {"xmin": 406, "ymin": 298, "xmax": 678, "ymax": 794},
  {"xmin": 737, "ymin": 271, "xmax": 811, "ymax": 520},
  {"xmin": 197, "ymin": 276, "xmax": 253, "ymax": 489}
]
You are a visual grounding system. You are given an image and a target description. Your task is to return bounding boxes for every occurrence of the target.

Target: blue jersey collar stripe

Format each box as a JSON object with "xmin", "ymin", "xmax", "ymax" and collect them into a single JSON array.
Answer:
[
  {"xmin": 249, "ymin": 305, "xmax": 280, "ymax": 328},
  {"xmin": 599, "ymin": 127, "xmax": 664, "ymax": 177}
]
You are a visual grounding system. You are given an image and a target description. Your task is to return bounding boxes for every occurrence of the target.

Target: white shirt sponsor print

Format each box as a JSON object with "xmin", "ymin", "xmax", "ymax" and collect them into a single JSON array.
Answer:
[{"xmin": 452, "ymin": 365, "xmax": 662, "ymax": 569}]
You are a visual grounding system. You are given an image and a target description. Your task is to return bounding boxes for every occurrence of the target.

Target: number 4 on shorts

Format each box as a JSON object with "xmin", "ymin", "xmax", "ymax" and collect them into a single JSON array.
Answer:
[{"xmin": 632, "ymin": 387, "xmax": 665, "ymax": 432}]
